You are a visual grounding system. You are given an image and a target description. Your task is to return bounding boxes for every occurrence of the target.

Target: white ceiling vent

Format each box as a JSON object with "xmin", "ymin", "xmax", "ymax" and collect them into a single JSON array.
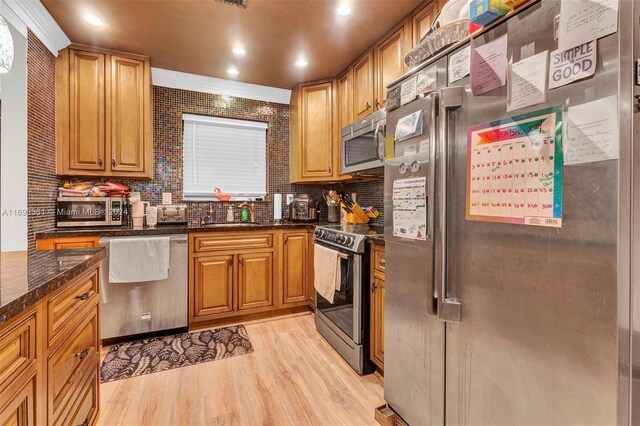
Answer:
[{"xmin": 215, "ymin": 0, "xmax": 248, "ymax": 9}]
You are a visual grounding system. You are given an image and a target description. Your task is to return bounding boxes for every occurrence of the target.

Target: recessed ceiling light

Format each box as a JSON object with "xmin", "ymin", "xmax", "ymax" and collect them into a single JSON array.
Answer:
[
  {"xmin": 295, "ymin": 58, "xmax": 308, "ymax": 68},
  {"xmin": 336, "ymin": 3, "xmax": 352, "ymax": 16},
  {"xmin": 84, "ymin": 14, "xmax": 104, "ymax": 27},
  {"xmin": 227, "ymin": 66, "xmax": 239, "ymax": 75},
  {"xmin": 232, "ymin": 46, "xmax": 246, "ymax": 56}
]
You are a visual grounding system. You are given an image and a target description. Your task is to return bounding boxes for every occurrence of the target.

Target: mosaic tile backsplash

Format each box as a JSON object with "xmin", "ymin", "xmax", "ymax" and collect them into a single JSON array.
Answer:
[
  {"xmin": 114, "ymin": 86, "xmax": 324, "ymax": 225},
  {"xmin": 27, "ymin": 31, "xmax": 58, "ymax": 251}
]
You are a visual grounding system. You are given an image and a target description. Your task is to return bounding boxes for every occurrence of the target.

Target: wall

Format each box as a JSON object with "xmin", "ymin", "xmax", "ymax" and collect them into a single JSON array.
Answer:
[
  {"xmin": 0, "ymin": 19, "xmax": 27, "ymax": 251},
  {"xmin": 116, "ymin": 86, "xmax": 322, "ymax": 224},
  {"xmin": 25, "ymin": 30, "xmax": 57, "ymax": 252}
]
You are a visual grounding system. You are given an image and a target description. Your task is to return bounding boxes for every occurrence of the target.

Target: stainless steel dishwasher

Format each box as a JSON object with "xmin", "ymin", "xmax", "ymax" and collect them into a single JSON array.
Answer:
[{"xmin": 99, "ymin": 234, "xmax": 188, "ymax": 340}]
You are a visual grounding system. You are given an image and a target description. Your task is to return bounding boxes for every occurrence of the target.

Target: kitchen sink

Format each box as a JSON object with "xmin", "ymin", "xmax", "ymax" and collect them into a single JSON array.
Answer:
[{"xmin": 200, "ymin": 222, "xmax": 261, "ymax": 227}]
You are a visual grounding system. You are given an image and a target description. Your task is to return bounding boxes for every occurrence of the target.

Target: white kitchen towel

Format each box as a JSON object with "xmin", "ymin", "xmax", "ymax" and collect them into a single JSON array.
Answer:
[
  {"xmin": 109, "ymin": 237, "xmax": 171, "ymax": 283},
  {"xmin": 314, "ymin": 244, "xmax": 342, "ymax": 304}
]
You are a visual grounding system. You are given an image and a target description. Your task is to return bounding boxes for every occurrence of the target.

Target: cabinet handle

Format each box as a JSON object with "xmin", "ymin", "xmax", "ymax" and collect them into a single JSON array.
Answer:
[
  {"xmin": 112, "ymin": 159, "xmax": 116, "ymax": 167},
  {"xmin": 375, "ymin": 99, "xmax": 381, "ymax": 108},
  {"xmin": 97, "ymin": 158, "xmax": 103, "ymax": 167},
  {"xmin": 238, "ymin": 258, "xmax": 245, "ymax": 266},
  {"xmin": 75, "ymin": 347, "xmax": 91, "ymax": 360},
  {"xmin": 366, "ymin": 102, "xmax": 371, "ymax": 110},
  {"xmin": 78, "ymin": 417, "xmax": 90, "ymax": 426},
  {"xmin": 75, "ymin": 292, "xmax": 91, "ymax": 301},
  {"xmin": 379, "ymin": 261, "xmax": 385, "ymax": 268},
  {"xmin": 227, "ymin": 258, "xmax": 233, "ymax": 267},
  {"xmin": 328, "ymin": 166, "xmax": 332, "ymax": 174},
  {"xmin": 371, "ymin": 283, "xmax": 377, "ymax": 293}
]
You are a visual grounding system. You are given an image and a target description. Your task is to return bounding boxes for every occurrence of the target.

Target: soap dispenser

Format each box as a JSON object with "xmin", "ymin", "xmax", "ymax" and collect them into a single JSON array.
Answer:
[{"xmin": 227, "ymin": 205, "xmax": 235, "ymax": 222}]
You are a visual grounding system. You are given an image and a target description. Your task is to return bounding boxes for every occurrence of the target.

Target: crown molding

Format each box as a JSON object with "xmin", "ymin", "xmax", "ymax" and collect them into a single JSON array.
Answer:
[
  {"xmin": 151, "ymin": 67, "xmax": 292, "ymax": 105},
  {"xmin": 2, "ymin": 0, "xmax": 70, "ymax": 56}
]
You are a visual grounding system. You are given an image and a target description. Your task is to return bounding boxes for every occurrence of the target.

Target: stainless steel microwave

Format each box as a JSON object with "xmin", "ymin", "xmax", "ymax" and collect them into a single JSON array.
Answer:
[
  {"xmin": 56, "ymin": 197, "xmax": 124, "ymax": 227},
  {"xmin": 341, "ymin": 109, "xmax": 386, "ymax": 174}
]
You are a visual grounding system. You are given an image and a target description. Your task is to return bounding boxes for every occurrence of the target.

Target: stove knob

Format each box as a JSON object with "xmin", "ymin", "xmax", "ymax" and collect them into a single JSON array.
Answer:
[{"xmin": 347, "ymin": 236, "xmax": 354, "ymax": 246}]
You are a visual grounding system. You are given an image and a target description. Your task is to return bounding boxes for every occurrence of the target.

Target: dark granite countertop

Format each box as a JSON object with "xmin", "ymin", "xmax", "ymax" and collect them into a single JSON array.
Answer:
[
  {"xmin": 0, "ymin": 248, "xmax": 106, "ymax": 326},
  {"xmin": 35, "ymin": 222, "xmax": 327, "ymax": 239}
]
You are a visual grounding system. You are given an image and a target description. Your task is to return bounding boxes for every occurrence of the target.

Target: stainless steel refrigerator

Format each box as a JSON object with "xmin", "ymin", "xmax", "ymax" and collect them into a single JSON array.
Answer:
[{"xmin": 383, "ymin": 1, "xmax": 638, "ymax": 424}]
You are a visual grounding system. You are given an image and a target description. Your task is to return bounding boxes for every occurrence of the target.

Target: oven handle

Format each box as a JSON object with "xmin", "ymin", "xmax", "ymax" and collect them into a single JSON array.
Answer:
[{"xmin": 374, "ymin": 123, "xmax": 384, "ymax": 161}]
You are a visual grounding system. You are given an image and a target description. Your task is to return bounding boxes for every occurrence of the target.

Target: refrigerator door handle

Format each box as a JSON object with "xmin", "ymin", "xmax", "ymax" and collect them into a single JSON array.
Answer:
[
  {"xmin": 426, "ymin": 92, "xmax": 439, "ymax": 317},
  {"xmin": 374, "ymin": 122, "xmax": 384, "ymax": 161},
  {"xmin": 437, "ymin": 86, "xmax": 463, "ymax": 323}
]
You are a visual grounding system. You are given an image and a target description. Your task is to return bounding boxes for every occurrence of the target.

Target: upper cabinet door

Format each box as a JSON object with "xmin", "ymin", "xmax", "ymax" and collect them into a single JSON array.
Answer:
[
  {"xmin": 375, "ymin": 27, "xmax": 406, "ymax": 110},
  {"xmin": 352, "ymin": 50, "xmax": 375, "ymax": 120},
  {"xmin": 69, "ymin": 50, "xmax": 106, "ymax": 172},
  {"xmin": 337, "ymin": 69, "xmax": 353, "ymax": 130},
  {"xmin": 411, "ymin": 1, "xmax": 438, "ymax": 47},
  {"xmin": 300, "ymin": 83, "xmax": 334, "ymax": 179},
  {"xmin": 109, "ymin": 55, "xmax": 148, "ymax": 174}
]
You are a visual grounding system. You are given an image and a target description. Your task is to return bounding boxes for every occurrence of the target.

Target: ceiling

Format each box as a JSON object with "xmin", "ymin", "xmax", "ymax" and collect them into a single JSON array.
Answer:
[{"xmin": 42, "ymin": 0, "xmax": 424, "ymax": 89}]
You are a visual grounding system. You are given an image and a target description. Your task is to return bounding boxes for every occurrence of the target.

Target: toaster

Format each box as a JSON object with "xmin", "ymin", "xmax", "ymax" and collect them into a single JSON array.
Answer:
[
  {"xmin": 157, "ymin": 204, "xmax": 188, "ymax": 224},
  {"xmin": 289, "ymin": 195, "xmax": 319, "ymax": 222}
]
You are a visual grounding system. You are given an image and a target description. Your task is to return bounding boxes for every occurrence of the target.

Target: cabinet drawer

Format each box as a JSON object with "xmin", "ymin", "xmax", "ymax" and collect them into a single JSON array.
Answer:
[
  {"xmin": 194, "ymin": 233, "xmax": 273, "ymax": 252},
  {"xmin": 47, "ymin": 269, "xmax": 98, "ymax": 346},
  {"xmin": 48, "ymin": 306, "xmax": 99, "ymax": 424},
  {"xmin": 0, "ymin": 310, "xmax": 36, "ymax": 393},
  {"xmin": 55, "ymin": 364, "xmax": 99, "ymax": 426},
  {"xmin": 373, "ymin": 246, "xmax": 385, "ymax": 274}
]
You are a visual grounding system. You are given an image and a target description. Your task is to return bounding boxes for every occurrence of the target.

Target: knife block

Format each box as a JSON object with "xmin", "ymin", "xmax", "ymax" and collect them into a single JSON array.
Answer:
[{"xmin": 344, "ymin": 203, "xmax": 370, "ymax": 224}]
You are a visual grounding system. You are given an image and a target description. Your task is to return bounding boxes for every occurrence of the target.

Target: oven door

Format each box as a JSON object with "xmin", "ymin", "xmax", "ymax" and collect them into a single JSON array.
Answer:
[
  {"xmin": 315, "ymin": 245, "xmax": 363, "ymax": 344},
  {"xmin": 341, "ymin": 121, "xmax": 385, "ymax": 174},
  {"xmin": 56, "ymin": 198, "xmax": 110, "ymax": 227}
]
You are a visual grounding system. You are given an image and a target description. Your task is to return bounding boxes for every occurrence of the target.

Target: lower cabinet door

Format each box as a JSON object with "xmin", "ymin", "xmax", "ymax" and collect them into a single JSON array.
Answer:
[
  {"xmin": 238, "ymin": 252, "xmax": 274, "ymax": 311},
  {"xmin": 56, "ymin": 365, "xmax": 99, "ymax": 426},
  {"xmin": 193, "ymin": 255, "xmax": 234, "ymax": 318},
  {"xmin": 370, "ymin": 275, "xmax": 385, "ymax": 369},
  {"xmin": 283, "ymin": 233, "xmax": 308, "ymax": 305},
  {"xmin": 0, "ymin": 375, "xmax": 36, "ymax": 426}
]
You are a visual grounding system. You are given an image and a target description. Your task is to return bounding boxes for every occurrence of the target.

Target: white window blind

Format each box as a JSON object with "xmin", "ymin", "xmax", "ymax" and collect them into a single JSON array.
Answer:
[{"xmin": 183, "ymin": 114, "xmax": 268, "ymax": 201}]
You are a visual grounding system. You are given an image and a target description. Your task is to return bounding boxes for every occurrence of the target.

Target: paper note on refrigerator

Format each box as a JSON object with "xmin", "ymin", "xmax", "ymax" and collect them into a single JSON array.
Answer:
[
  {"xmin": 401, "ymin": 75, "xmax": 418, "ymax": 106},
  {"xmin": 558, "ymin": 0, "xmax": 618, "ymax": 51},
  {"xmin": 449, "ymin": 45, "xmax": 471, "ymax": 83},
  {"xmin": 565, "ymin": 95, "xmax": 619, "ymax": 165},
  {"xmin": 416, "ymin": 66, "xmax": 437, "ymax": 94},
  {"xmin": 466, "ymin": 106, "xmax": 564, "ymax": 228},
  {"xmin": 549, "ymin": 41, "xmax": 596, "ymax": 89},
  {"xmin": 470, "ymin": 34, "xmax": 508, "ymax": 95},
  {"xmin": 393, "ymin": 177, "xmax": 427, "ymax": 240},
  {"xmin": 507, "ymin": 51, "xmax": 549, "ymax": 112}
]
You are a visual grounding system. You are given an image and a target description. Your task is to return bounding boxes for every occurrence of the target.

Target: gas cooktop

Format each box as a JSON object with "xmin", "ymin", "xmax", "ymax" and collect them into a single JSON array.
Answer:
[{"xmin": 314, "ymin": 224, "xmax": 382, "ymax": 253}]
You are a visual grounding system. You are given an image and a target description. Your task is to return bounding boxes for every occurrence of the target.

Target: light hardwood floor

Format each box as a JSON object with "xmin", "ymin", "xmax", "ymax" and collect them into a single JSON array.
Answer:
[{"xmin": 97, "ymin": 313, "xmax": 384, "ymax": 426}]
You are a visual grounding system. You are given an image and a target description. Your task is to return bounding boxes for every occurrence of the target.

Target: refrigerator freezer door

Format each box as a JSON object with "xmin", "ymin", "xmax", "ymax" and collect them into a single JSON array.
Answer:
[
  {"xmin": 444, "ymin": 2, "xmax": 618, "ymax": 424},
  {"xmin": 384, "ymin": 92, "xmax": 444, "ymax": 426}
]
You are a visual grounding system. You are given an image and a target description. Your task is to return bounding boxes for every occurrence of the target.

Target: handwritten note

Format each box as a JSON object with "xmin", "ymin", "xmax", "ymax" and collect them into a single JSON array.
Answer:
[
  {"xmin": 549, "ymin": 41, "xmax": 596, "ymax": 89},
  {"xmin": 565, "ymin": 95, "xmax": 619, "ymax": 165},
  {"xmin": 449, "ymin": 46, "xmax": 471, "ymax": 84},
  {"xmin": 471, "ymin": 35, "xmax": 508, "ymax": 95},
  {"xmin": 416, "ymin": 66, "xmax": 437, "ymax": 94},
  {"xmin": 401, "ymin": 75, "xmax": 418, "ymax": 106},
  {"xmin": 507, "ymin": 51, "xmax": 548, "ymax": 112},
  {"xmin": 558, "ymin": 0, "xmax": 618, "ymax": 50}
]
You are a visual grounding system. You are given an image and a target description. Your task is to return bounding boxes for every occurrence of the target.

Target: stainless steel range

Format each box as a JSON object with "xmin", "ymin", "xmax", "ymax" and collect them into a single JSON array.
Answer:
[{"xmin": 313, "ymin": 224, "xmax": 381, "ymax": 375}]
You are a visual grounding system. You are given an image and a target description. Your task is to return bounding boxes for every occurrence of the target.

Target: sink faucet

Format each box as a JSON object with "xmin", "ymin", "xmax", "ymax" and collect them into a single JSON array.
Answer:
[
  {"xmin": 238, "ymin": 202, "xmax": 256, "ymax": 223},
  {"xmin": 200, "ymin": 204, "xmax": 216, "ymax": 226}
]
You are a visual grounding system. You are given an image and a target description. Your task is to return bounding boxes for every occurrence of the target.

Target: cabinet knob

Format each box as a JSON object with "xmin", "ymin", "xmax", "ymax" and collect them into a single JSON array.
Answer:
[
  {"xmin": 75, "ymin": 292, "xmax": 91, "ymax": 301},
  {"xmin": 371, "ymin": 283, "xmax": 377, "ymax": 293},
  {"xmin": 78, "ymin": 417, "xmax": 90, "ymax": 426},
  {"xmin": 238, "ymin": 258, "xmax": 245, "ymax": 266},
  {"xmin": 366, "ymin": 102, "xmax": 371, "ymax": 110},
  {"xmin": 97, "ymin": 158, "xmax": 103, "ymax": 167},
  {"xmin": 75, "ymin": 347, "xmax": 91, "ymax": 360},
  {"xmin": 227, "ymin": 258, "xmax": 233, "ymax": 267},
  {"xmin": 112, "ymin": 159, "xmax": 116, "ymax": 167}
]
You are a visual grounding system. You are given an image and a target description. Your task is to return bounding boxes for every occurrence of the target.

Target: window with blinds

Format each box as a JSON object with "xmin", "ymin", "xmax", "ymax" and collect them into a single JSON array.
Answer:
[{"xmin": 182, "ymin": 114, "xmax": 268, "ymax": 201}]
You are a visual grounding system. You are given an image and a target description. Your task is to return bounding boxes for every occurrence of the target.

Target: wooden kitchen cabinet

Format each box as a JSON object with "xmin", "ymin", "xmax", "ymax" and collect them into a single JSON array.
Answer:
[
  {"xmin": 0, "ymin": 263, "xmax": 101, "ymax": 426},
  {"xmin": 282, "ymin": 232, "xmax": 308, "ymax": 305},
  {"xmin": 336, "ymin": 68, "xmax": 353, "ymax": 130},
  {"xmin": 352, "ymin": 50, "xmax": 375, "ymax": 120},
  {"xmin": 57, "ymin": 44, "xmax": 152, "ymax": 178},
  {"xmin": 307, "ymin": 231, "xmax": 316, "ymax": 309},
  {"xmin": 193, "ymin": 255, "xmax": 234, "ymax": 318},
  {"xmin": 290, "ymin": 81, "xmax": 350, "ymax": 183},
  {"xmin": 36, "ymin": 236, "xmax": 100, "ymax": 251},
  {"xmin": 370, "ymin": 244, "xmax": 386, "ymax": 370},
  {"xmin": 189, "ymin": 230, "xmax": 312, "ymax": 327},
  {"xmin": 410, "ymin": 1, "xmax": 438, "ymax": 47},
  {"xmin": 375, "ymin": 25, "xmax": 410, "ymax": 109},
  {"xmin": 238, "ymin": 252, "xmax": 274, "ymax": 311}
]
